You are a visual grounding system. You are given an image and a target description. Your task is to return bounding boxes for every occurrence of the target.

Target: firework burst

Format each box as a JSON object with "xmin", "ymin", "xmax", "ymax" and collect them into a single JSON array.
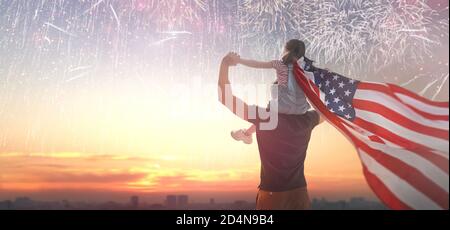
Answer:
[
  {"xmin": 237, "ymin": 0, "xmax": 302, "ymax": 57},
  {"xmin": 237, "ymin": 0, "xmax": 447, "ymax": 77},
  {"xmin": 301, "ymin": 0, "xmax": 443, "ymax": 75}
]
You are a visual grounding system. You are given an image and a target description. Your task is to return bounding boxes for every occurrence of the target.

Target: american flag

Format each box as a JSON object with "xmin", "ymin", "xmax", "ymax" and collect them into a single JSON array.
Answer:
[{"xmin": 293, "ymin": 61, "xmax": 449, "ymax": 210}]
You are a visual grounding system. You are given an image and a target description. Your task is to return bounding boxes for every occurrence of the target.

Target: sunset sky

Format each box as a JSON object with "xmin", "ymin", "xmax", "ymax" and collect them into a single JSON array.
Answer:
[{"xmin": 0, "ymin": 0, "xmax": 448, "ymax": 203}]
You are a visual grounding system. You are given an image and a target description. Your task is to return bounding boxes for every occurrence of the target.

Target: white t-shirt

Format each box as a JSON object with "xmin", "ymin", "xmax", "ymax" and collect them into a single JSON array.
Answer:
[{"xmin": 269, "ymin": 58, "xmax": 311, "ymax": 115}]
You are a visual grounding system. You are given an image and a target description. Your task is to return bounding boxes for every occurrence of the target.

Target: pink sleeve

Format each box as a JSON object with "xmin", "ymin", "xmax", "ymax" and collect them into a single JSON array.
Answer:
[{"xmin": 271, "ymin": 60, "xmax": 288, "ymax": 85}]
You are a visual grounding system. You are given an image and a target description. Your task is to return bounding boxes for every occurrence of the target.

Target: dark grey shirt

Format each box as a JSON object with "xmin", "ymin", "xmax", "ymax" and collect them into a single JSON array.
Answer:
[{"xmin": 249, "ymin": 108, "xmax": 320, "ymax": 192}]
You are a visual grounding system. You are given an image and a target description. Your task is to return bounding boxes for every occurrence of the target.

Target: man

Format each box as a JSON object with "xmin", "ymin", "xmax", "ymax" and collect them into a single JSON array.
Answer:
[{"xmin": 218, "ymin": 53, "xmax": 323, "ymax": 210}]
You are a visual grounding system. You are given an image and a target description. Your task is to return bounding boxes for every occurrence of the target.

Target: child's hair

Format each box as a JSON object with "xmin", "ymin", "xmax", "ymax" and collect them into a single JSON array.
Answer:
[{"xmin": 282, "ymin": 39, "xmax": 313, "ymax": 65}]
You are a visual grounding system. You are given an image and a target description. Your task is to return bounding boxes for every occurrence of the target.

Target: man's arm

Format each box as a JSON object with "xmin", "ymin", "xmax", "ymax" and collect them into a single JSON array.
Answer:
[{"xmin": 218, "ymin": 55, "xmax": 250, "ymax": 121}]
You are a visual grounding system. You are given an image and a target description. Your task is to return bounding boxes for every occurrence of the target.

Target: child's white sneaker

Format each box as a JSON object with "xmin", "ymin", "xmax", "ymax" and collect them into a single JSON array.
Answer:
[{"xmin": 231, "ymin": 129, "xmax": 253, "ymax": 145}]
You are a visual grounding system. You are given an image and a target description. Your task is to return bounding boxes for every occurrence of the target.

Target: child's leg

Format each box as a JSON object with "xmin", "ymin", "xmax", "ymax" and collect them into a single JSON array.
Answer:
[{"xmin": 245, "ymin": 124, "xmax": 256, "ymax": 136}]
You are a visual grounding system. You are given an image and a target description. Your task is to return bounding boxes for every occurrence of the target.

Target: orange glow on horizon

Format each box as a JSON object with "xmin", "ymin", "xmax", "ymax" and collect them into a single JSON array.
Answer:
[{"xmin": 0, "ymin": 119, "xmax": 376, "ymax": 201}]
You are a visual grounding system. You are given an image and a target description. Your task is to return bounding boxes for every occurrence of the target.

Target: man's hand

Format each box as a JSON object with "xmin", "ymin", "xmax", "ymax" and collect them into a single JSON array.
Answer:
[{"xmin": 223, "ymin": 52, "xmax": 240, "ymax": 67}]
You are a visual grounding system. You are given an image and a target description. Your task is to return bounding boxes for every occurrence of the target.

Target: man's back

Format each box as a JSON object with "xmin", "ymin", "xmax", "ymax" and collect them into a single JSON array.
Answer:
[{"xmin": 249, "ymin": 110, "xmax": 320, "ymax": 192}]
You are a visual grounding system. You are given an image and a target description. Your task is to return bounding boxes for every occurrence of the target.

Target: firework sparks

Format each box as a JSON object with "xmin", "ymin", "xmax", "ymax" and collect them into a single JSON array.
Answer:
[
  {"xmin": 82, "ymin": 0, "xmax": 105, "ymax": 15},
  {"xmin": 44, "ymin": 22, "xmax": 77, "ymax": 38},
  {"xmin": 109, "ymin": 4, "xmax": 120, "ymax": 28},
  {"xmin": 158, "ymin": 31, "xmax": 193, "ymax": 35},
  {"xmin": 235, "ymin": 0, "xmax": 448, "ymax": 78},
  {"xmin": 419, "ymin": 77, "xmax": 440, "ymax": 95},
  {"xmin": 433, "ymin": 73, "xmax": 449, "ymax": 100},
  {"xmin": 237, "ymin": 0, "xmax": 302, "ymax": 57},
  {"xmin": 65, "ymin": 71, "xmax": 90, "ymax": 83},
  {"xmin": 68, "ymin": 65, "xmax": 93, "ymax": 73},
  {"xmin": 139, "ymin": 0, "xmax": 208, "ymax": 30},
  {"xmin": 150, "ymin": 36, "xmax": 178, "ymax": 46},
  {"xmin": 298, "ymin": 0, "xmax": 445, "ymax": 76}
]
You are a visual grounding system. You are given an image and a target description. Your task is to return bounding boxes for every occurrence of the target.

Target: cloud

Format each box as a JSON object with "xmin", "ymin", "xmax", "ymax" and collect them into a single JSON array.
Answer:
[
  {"xmin": 0, "ymin": 152, "xmax": 258, "ymax": 192},
  {"xmin": 0, "ymin": 152, "xmax": 157, "ymax": 161},
  {"xmin": 40, "ymin": 172, "xmax": 148, "ymax": 183},
  {"xmin": 1, "ymin": 163, "xmax": 68, "ymax": 169},
  {"xmin": 127, "ymin": 169, "xmax": 259, "ymax": 192}
]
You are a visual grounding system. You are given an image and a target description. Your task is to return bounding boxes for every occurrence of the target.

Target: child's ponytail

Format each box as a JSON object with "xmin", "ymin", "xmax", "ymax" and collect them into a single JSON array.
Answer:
[{"xmin": 282, "ymin": 39, "xmax": 314, "ymax": 65}]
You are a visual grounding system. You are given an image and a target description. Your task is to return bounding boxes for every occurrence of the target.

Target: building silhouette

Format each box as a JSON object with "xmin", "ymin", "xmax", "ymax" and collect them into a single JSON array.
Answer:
[
  {"xmin": 0, "ymin": 200, "xmax": 12, "ymax": 210},
  {"xmin": 130, "ymin": 196, "xmax": 139, "ymax": 209},
  {"xmin": 0, "ymin": 196, "xmax": 386, "ymax": 210},
  {"xmin": 177, "ymin": 195, "xmax": 189, "ymax": 208},
  {"xmin": 164, "ymin": 195, "xmax": 189, "ymax": 209},
  {"xmin": 165, "ymin": 195, "xmax": 177, "ymax": 209}
]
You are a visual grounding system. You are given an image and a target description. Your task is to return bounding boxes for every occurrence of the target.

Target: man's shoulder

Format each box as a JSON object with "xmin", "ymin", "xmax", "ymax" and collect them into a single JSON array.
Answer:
[
  {"xmin": 249, "ymin": 106, "xmax": 319, "ymax": 132},
  {"xmin": 279, "ymin": 110, "xmax": 320, "ymax": 129}
]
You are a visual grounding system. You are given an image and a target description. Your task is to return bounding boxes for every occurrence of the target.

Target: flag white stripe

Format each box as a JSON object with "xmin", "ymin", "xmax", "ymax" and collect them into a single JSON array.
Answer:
[
  {"xmin": 304, "ymin": 71, "xmax": 318, "ymax": 92},
  {"xmin": 381, "ymin": 137, "xmax": 449, "ymax": 160},
  {"xmin": 359, "ymin": 149, "xmax": 442, "ymax": 210},
  {"xmin": 396, "ymin": 93, "xmax": 449, "ymax": 116},
  {"xmin": 368, "ymin": 142, "xmax": 449, "ymax": 192},
  {"xmin": 381, "ymin": 138, "xmax": 449, "ymax": 160},
  {"xmin": 341, "ymin": 118, "xmax": 450, "ymax": 160},
  {"xmin": 355, "ymin": 90, "xmax": 449, "ymax": 129},
  {"xmin": 363, "ymin": 82, "xmax": 448, "ymax": 116},
  {"xmin": 356, "ymin": 109, "xmax": 449, "ymax": 153},
  {"xmin": 345, "ymin": 126, "xmax": 449, "ymax": 192},
  {"xmin": 303, "ymin": 70, "xmax": 316, "ymax": 82}
]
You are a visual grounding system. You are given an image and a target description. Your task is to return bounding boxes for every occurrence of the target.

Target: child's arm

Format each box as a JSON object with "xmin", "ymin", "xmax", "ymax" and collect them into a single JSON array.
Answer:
[{"xmin": 238, "ymin": 58, "xmax": 273, "ymax": 69}]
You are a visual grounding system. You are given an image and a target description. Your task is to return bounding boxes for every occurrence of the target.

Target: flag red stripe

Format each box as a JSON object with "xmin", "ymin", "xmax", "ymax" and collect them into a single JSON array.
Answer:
[
  {"xmin": 362, "ymin": 165, "xmax": 412, "ymax": 210},
  {"xmin": 353, "ymin": 99, "xmax": 449, "ymax": 140},
  {"xmin": 309, "ymin": 79, "xmax": 320, "ymax": 96},
  {"xmin": 354, "ymin": 118, "xmax": 449, "ymax": 173},
  {"xmin": 358, "ymin": 83, "xmax": 449, "ymax": 121},
  {"xmin": 357, "ymin": 140, "xmax": 449, "ymax": 209},
  {"xmin": 389, "ymin": 84, "xmax": 449, "ymax": 108}
]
